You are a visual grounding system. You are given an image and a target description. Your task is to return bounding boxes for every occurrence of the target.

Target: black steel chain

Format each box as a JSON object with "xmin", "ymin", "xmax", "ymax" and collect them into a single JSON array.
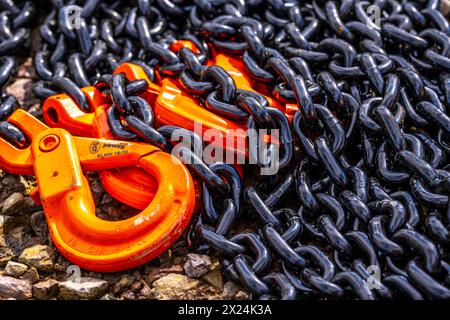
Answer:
[
  {"xmin": 0, "ymin": 0, "xmax": 33, "ymax": 147},
  {"xmin": 0, "ymin": 0, "xmax": 450, "ymax": 299}
]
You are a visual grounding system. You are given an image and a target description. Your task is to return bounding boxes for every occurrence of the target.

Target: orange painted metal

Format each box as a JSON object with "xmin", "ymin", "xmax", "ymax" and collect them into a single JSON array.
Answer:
[
  {"xmin": 113, "ymin": 51, "xmax": 298, "ymax": 159},
  {"xmin": 114, "ymin": 65, "xmax": 249, "ymax": 159},
  {"xmin": 170, "ymin": 39, "xmax": 200, "ymax": 54},
  {"xmin": 208, "ymin": 51, "xmax": 299, "ymax": 120},
  {"xmin": 0, "ymin": 109, "xmax": 195, "ymax": 272},
  {"xmin": 41, "ymin": 43, "xmax": 269, "ymax": 197},
  {"xmin": 43, "ymin": 86, "xmax": 158, "ymax": 210}
]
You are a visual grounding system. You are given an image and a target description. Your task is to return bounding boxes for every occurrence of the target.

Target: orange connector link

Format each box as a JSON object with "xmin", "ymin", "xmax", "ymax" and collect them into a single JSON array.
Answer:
[
  {"xmin": 115, "ymin": 63, "xmax": 249, "ymax": 159},
  {"xmin": 0, "ymin": 109, "xmax": 195, "ymax": 272},
  {"xmin": 208, "ymin": 51, "xmax": 299, "ymax": 120}
]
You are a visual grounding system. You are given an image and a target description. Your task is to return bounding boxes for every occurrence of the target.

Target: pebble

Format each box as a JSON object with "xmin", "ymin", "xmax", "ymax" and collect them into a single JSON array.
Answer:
[
  {"xmin": 0, "ymin": 215, "xmax": 30, "ymax": 237},
  {"xmin": 123, "ymin": 290, "xmax": 135, "ymax": 300},
  {"xmin": 183, "ymin": 253, "xmax": 212, "ymax": 278},
  {"xmin": 202, "ymin": 269, "xmax": 223, "ymax": 290},
  {"xmin": 30, "ymin": 211, "xmax": 48, "ymax": 239},
  {"xmin": 4, "ymin": 261, "xmax": 28, "ymax": 277},
  {"xmin": 151, "ymin": 273, "xmax": 199, "ymax": 300},
  {"xmin": 0, "ymin": 216, "xmax": 7, "ymax": 235},
  {"xmin": 18, "ymin": 244, "xmax": 54, "ymax": 272},
  {"xmin": 1, "ymin": 175, "xmax": 18, "ymax": 187},
  {"xmin": 234, "ymin": 290, "xmax": 250, "ymax": 300},
  {"xmin": 17, "ymin": 58, "xmax": 34, "ymax": 78},
  {"xmin": 9, "ymin": 226, "xmax": 25, "ymax": 242},
  {"xmin": 146, "ymin": 264, "xmax": 184, "ymax": 284},
  {"xmin": 0, "ymin": 245, "xmax": 13, "ymax": 266},
  {"xmin": 100, "ymin": 293, "xmax": 118, "ymax": 300},
  {"xmin": 22, "ymin": 267, "xmax": 40, "ymax": 284},
  {"xmin": 32, "ymin": 279, "xmax": 59, "ymax": 300},
  {"xmin": 112, "ymin": 274, "xmax": 135, "ymax": 294},
  {"xmin": 58, "ymin": 277, "xmax": 109, "ymax": 300},
  {"xmin": 222, "ymin": 281, "xmax": 239, "ymax": 299},
  {"xmin": 0, "ymin": 275, "xmax": 32, "ymax": 299},
  {"xmin": 5, "ymin": 78, "xmax": 37, "ymax": 108},
  {"xmin": 1, "ymin": 193, "xmax": 25, "ymax": 216},
  {"xmin": 442, "ymin": 0, "xmax": 450, "ymax": 17},
  {"xmin": 201, "ymin": 257, "xmax": 222, "ymax": 289},
  {"xmin": 130, "ymin": 280, "xmax": 143, "ymax": 293},
  {"xmin": 139, "ymin": 282, "xmax": 152, "ymax": 299}
]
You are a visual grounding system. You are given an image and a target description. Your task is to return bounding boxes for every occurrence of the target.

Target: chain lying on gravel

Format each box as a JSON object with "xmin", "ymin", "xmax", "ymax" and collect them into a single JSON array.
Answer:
[{"xmin": 1, "ymin": 0, "xmax": 450, "ymax": 299}]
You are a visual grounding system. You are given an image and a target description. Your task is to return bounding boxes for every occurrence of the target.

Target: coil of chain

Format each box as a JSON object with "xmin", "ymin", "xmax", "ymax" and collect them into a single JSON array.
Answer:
[{"xmin": 0, "ymin": 0, "xmax": 449, "ymax": 299}]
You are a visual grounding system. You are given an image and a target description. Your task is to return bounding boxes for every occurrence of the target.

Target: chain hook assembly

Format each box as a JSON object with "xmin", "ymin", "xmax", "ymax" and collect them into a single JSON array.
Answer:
[{"xmin": 0, "ymin": 109, "xmax": 195, "ymax": 272}]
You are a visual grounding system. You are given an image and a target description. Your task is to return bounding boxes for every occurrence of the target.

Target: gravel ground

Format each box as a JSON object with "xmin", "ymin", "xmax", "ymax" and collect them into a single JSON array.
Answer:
[{"xmin": 0, "ymin": 59, "xmax": 250, "ymax": 300}]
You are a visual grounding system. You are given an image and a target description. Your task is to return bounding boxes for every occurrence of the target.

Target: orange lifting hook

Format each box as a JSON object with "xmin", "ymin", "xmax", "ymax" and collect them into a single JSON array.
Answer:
[
  {"xmin": 42, "ymin": 40, "xmax": 246, "ymax": 209},
  {"xmin": 0, "ymin": 109, "xmax": 195, "ymax": 272},
  {"xmin": 43, "ymin": 86, "xmax": 159, "ymax": 210}
]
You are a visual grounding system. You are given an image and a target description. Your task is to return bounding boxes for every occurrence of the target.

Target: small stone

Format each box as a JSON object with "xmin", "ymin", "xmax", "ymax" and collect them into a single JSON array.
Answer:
[
  {"xmin": 24, "ymin": 197, "xmax": 39, "ymax": 212},
  {"xmin": 100, "ymin": 293, "xmax": 118, "ymax": 300},
  {"xmin": 201, "ymin": 268, "xmax": 223, "ymax": 290},
  {"xmin": 9, "ymin": 226, "xmax": 24, "ymax": 242},
  {"xmin": 0, "ymin": 246, "xmax": 13, "ymax": 266},
  {"xmin": 4, "ymin": 261, "xmax": 28, "ymax": 277},
  {"xmin": 139, "ymin": 282, "xmax": 152, "ymax": 299},
  {"xmin": 234, "ymin": 290, "xmax": 250, "ymax": 300},
  {"xmin": 0, "ymin": 216, "xmax": 8, "ymax": 235},
  {"xmin": 222, "ymin": 281, "xmax": 239, "ymax": 299},
  {"xmin": 131, "ymin": 270, "xmax": 141, "ymax": 279},
  {"xmin": 112, "ymin": 274, "xmax": 135, "ymax": 294},
  {"xmin": 130, "ymin": 280, "xmax": 143, "ymax": 293},
  {"xmin": 146, "ymin": 264, "xmax": 183, "ymax": 284},
  {"xmin": 123, "ymin": 290, "xmax": 136, "ymax": 300},
  {"xmin": 102, "ymin": 206, "xmax": 123, "ymax": 220},
  {"xmin": 100, "ymin": 193, "xmax": 113, "ymax": 206},
  {"xmin": 5, "ymin": 78, "xmax": 36, "ymax": 107},
  {"xmin": 0, "ymin": 215, "xmax": 30, "ymax": 236},
  {"xmin": 17, "ymin": 58, "xmax": 34, "ymax": 78},
  {"xmin": 32, "ymin": 279, "xmax": 59, "ymax": 300},
  {"xmin": 1, "ymin": 193, "xmax": 25, "ymax": 216},
  {"xmin": 201, "ymin": 257, "xmax": 222, "ymax": 289},
  {"xmin": 0, "ymin": 275, "xmax": 32, "ymax": 299},
  {"xmin": 30, "ymin": 211, "xmax": 48, "ymax": 239},
  {"xmin": 1, "ymin": 175, "xmax": 16, "ymax": 186},
  {"xmin": 18, "ymin": 245, "xmax": 54, "ymax": 272},
  {"xmin": 53, "ymin": 263, "xmax": 68, "ymax": 272},
  {"xmin": 442, "ymin": 0, "xmax": 450, "ymax": 17},
  {"xmin": 151, "ymin": 273, "xmax": 199, "ymax": 300},
  {"xmin": 22, "ymin": 267, "xmax": 40, "ymax": 284},
  {"xmin": 102, "ymin": 272, "xmax": 125, "ymax": 284},
  {"xmin": 58, "ymin": 277, "xmax": 109, "ymax": 300},
  {"xmin": 183, "ymin": 253, "xmax": 212, "ymax": 278},
  {"xmin": 88, "ymin": 174, "xmax": 105, "ymax": 194}
]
